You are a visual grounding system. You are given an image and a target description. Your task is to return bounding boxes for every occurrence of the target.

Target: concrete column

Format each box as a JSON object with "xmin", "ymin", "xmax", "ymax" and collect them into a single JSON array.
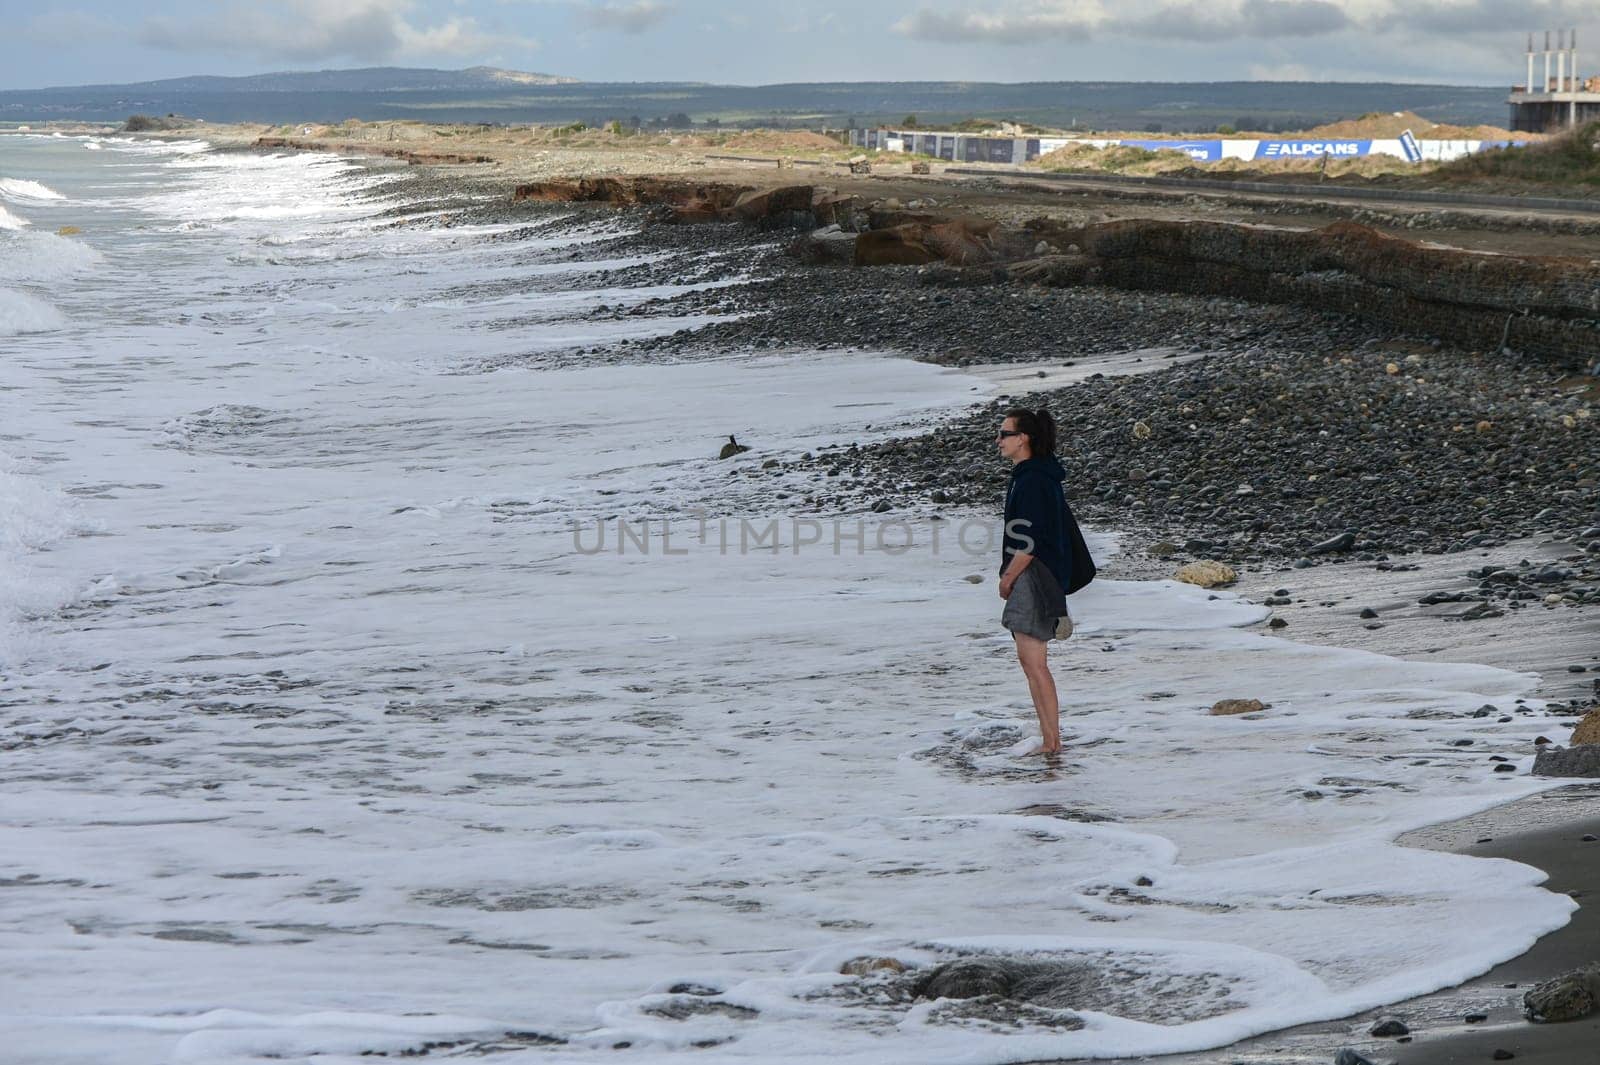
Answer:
[
  {"xmin": 1557, "ymin": 30, "xmax": 1566, "ymax": 94},
  {"xmin": 1527, "ymin": 34, "xmax": 1535, "ymax": 92},
  {"xmin": 1545, "ymin": 31, "xmax": 1552, "ymax": 91}
]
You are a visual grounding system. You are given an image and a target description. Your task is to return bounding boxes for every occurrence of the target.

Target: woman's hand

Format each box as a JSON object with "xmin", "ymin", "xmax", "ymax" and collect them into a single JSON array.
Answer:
[{"xmin": 998, "ymin": 575, "xmax": 1014, "ymax": 599}]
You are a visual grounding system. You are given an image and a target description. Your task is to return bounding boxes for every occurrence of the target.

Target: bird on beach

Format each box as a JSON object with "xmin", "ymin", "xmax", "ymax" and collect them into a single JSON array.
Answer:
[{"xmin": 718, "ymin": 434, "xmax": 750, "ymax": 459}]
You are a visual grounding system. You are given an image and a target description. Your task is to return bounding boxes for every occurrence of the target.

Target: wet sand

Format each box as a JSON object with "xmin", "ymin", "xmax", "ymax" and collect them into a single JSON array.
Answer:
[
  {"xmin": 143, "ymin": 129, "xmax": 1600, "ymax": 1061},
  {"xmin": 1231, "ymin": 549, "xmax": 1600, "ymax": 706},
  {"xmin": 1393, "ymin": 799, "xmax": 1600, "ymax": 1064},
  {"xmin": 1131, "ymin": 790, "xmax": 1600, "ymax": 1065}
]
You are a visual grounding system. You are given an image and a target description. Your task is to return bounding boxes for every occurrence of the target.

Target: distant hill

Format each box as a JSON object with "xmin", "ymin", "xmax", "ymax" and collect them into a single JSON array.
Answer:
[
  {"xmin": 0, "ymin": 71, "xmax": 1512, "ymax": 133},
  {"xmin": 29, "ymin": 66, "xmax": 579, "ymax": 94}
]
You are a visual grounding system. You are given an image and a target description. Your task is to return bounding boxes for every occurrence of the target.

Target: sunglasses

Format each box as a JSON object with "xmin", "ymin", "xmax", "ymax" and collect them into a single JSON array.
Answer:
[{"xmin": 995, "ymin": 430, "xmax": 1023, "ymax": 440}]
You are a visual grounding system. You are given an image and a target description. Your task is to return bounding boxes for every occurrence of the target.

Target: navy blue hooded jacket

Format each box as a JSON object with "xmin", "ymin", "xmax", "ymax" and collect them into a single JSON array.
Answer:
[{"xmin": 1001, "ymin": 454, "xmax": 1070, "ymax": 617}]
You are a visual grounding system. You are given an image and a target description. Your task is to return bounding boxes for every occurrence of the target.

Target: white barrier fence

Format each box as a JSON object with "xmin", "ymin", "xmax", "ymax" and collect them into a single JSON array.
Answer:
[{"xmin": 850, "ymin": 129, "xmax": 1531, "ymax": 165}]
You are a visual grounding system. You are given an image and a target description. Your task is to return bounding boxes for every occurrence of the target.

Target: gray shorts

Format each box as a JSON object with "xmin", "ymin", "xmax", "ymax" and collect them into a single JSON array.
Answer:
[{"xmin": 1001, "ymin": 564, "xmax": 1072, "ymax": 642}]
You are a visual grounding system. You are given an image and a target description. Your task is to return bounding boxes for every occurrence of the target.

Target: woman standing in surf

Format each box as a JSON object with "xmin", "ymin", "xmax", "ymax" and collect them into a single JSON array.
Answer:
[{"xmin": 996, "ymin": 407, "xmax": 1087, "ymax": 755}]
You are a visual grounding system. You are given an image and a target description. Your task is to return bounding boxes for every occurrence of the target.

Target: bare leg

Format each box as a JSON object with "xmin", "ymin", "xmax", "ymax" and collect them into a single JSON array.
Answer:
[{"xmin": 1013, "ymin": 632, "xmax": 1060, "ymax": 753}]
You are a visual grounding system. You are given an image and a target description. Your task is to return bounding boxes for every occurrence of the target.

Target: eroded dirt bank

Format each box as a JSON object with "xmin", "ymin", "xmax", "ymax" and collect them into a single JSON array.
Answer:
[{"xmin": 509, "ymin": 175, "xmax": 1600, "ymax": 371}]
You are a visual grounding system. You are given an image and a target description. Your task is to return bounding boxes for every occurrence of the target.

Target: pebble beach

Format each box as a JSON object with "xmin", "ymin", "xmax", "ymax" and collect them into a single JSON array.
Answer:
[{"xmin": 2, "ymin": 128, "xmax": 1598, "ymax": 1065}]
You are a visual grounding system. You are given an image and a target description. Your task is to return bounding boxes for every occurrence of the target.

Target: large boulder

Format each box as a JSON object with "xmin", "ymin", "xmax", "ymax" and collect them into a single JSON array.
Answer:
[
  {"xmin": 1174, "ymin": 560, "xmax": 1237, "ymax": 588},
  {"xmin": 1532, "ymin": 744, "xmax": 1600, "ymax": 778},
  {"xmin": 730, "ymin": 185, "xmax": 815, "ymax": 226},
  {"xmin": 1210, "ymin": 699, "xmax": 1267, "ymax": 716},
  {"xmin": 855, "ymin": 225, "xmax": 941, "ymax": 267},
  {"xmin": 1524, "ymin": 967, "xmax": 1600, "ymax": 1022},
  {"xmin": 1570, "ymin": 708, "xmax": 1600, "ymax": 746},
  {"xmin": 788, "ymin": 226, "xmax": 858, "ymax": 265},
  {"xmin": 810, "ymin": 192, "xmax": 856, "ymax": 228},
  {"xmin": 922, "ymin": 220, "xmax": 999, "ymax": 266}
]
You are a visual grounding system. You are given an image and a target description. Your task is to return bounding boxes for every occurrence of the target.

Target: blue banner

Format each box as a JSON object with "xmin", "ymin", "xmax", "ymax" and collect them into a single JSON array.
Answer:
[
  {"xmin": 1117, "ymin": 140, "xmax": 1223, "ymax": 162},
  {"xmin": 1252, "ymin": 139, "xmax": 1373, "ymax": 160},
  {"xmin": 1398, "ymin": 129, "xmax": 1421, "ymax": 163}
]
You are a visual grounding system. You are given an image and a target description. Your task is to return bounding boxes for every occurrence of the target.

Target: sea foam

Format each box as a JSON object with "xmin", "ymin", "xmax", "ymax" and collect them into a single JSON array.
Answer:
[
  {"xmin": 0, "ymin": 287, "xmax": 64, "ymax": 334},
  {"xmin": 0, "ymin": 132, "xmax": 1578, "ymax": 1065},
  {"xmin": 0, "ymin": 177, "xmax": 66, "ymax": 202},
  {"xmin": 0, "ymin": 229, "xmax": 103, "ymax": 283},
  {"xmin": 0, "ymin": 449, "xmax": 82, "ymax": 667}
]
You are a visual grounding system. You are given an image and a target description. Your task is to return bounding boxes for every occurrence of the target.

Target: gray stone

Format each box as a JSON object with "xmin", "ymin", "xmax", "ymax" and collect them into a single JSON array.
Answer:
[
  {"xmin": 667, "ymin": 982, "xmax": 721, "ymax": 996},
  {"xmin": 1532, "ymin": 745, "xmax": 1600, "ymax": 778},
  {"xmin": 917, "ymin": 959, "xmax": 1014, "ymax": 1000},
  {"xmin": 1334, "ymin": 1049, "xmax": 1377, "ymax": 1065},
  {"xmin": 642, "ymin": 998, "xmax": 759, "ymax": 1021},
  {"xmin": 1211, "ymin": 698, "xmax": 1267, "ymax": 716},
  {"xmin": 1368, "ymin": 1016, "xmax": 1409, "ymax": 1037},
  {"xmin": 839, "ymin": 955, "xmax": 907, "ymax": 976},
  {"xmin": 1309, "ymin": 531, "xmax": 1357, "ymax": 554},
  {"xmin": 912, "ymin": 957, "xmax": 1096, "ymax": 1010}
]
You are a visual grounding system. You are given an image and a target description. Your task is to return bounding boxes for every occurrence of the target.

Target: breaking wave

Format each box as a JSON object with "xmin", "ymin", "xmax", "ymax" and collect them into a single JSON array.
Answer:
[
  {"xmin": 0, "ymin": 288, "xmax": 64, "ymax": 335},
  {"xmin": 0, "ymin": 448, "xmax": 82, "ymax": 667},
  {"xmin": 0, "ymin": 177, "xmax": 66, "ymax": 202},
  {"xmin": 0, "ymin": 229, "xmax": 103, "ymax": 284}
]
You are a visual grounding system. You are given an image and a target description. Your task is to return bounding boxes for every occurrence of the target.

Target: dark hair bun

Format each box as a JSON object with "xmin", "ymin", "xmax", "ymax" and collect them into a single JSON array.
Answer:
[{"xmin": 1002, "ymin": 406, "xmax": 1058, "ymax": 457}]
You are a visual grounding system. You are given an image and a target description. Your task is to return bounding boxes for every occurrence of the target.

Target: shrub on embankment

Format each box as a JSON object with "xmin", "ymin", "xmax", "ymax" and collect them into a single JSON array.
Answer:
[
  {"xmin": 124, "ymin": 113, "xmax": 192, "ymax": 132},
  {"xmin": 1437, "ymin": 121, "xmax": 1600, "ymax": 187}
]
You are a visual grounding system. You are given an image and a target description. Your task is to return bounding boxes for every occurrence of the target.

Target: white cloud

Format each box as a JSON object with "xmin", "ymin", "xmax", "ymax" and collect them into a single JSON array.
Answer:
[
  {"xmin": 24, "ymin": 10, "xmax": 122, "ymax": 45},
  {"xmin": 890, "ymin": 0, "xmax": 1585, "ymax": 45},
  {"xmin": 397, "ymin": 15, "xmax": 526, "ymax": 55},
  {"xmin": 136, "ymin": 0, "xmax": 535, "ymax": 63},
  {"xmin": 581, "ymin": 0, "xmax": 674, "ymax": 33},
  {"xmin": 1247, "ymin": 61, "xmax": 1316, "ymax": 79},
  {"xmin": 893, "ymin": 2, "xmax": 1101, "ymax": 44}
]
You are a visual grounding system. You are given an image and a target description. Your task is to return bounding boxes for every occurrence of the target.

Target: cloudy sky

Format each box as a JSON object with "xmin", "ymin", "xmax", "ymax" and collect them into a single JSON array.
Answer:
[{"xmin": 3, "ymin": 0, "xmax": 1590, "ymax": 89}]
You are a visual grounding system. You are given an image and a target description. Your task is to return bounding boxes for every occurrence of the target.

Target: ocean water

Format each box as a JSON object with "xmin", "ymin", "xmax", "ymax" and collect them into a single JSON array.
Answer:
[{"xmin": 0, "ymin": 134, "xmax": 1578, "ymax": 1064}]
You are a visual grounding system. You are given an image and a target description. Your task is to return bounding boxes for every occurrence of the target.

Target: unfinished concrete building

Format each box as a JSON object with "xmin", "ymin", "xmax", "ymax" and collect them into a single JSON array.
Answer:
[{"xmin": 1508, "ymin": 29, "xmax": 1600, "ymax": 131}]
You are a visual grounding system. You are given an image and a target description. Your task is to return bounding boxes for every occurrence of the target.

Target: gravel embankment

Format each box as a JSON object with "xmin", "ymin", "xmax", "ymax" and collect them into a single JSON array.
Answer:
[
  {"xmin": 381, "ymin": 182, "xmax": 1600, "ymax": 612},
  {"xmin": 792, "ymin": 345, "xmax": 1598, "ymax": 578}
]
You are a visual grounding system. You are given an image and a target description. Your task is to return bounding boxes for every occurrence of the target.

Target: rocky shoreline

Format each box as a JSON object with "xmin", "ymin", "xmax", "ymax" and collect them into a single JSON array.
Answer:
[
  {"xmin": 376, "ymin": 170, "xmax": 1600, "ymax": 638},
  {"xmin": 258, "ymin": 137, "xmax": 1600, "ymax": 1065}
]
